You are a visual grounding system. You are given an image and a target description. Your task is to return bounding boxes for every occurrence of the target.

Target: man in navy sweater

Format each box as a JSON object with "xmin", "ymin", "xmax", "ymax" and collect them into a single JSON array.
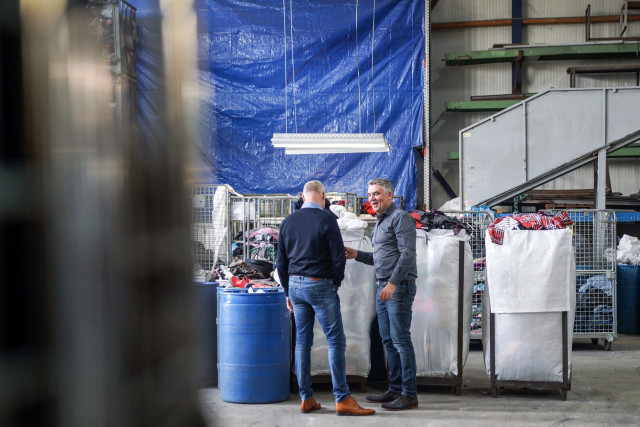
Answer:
[{"xmin": 277, "ymin": 180, "xmax": 374, "ymax": 416}]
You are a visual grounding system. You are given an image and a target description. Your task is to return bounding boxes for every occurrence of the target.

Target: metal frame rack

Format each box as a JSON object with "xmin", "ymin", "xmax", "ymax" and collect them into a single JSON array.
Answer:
[
  {"xmin": 443, "ymin": 210, "xmax": 494, "ymax": 340},
  {"xmin": 416, "ymin": 241, "xmax": 466, "ymax": 396},
  {"xmin": 325, "ymin": 192, "xmax": 358, "ymax": 213},
  {"xmin": 229, "ymin": 195, "xmax": 297, "ymax": 260},
  {"xmin": 489, "ymin": 311, "xmax": 571, "ymax": 400},
  {"xmin": 191, "ymin": 185, "xmax": 239, "ymax": 273},
  {"xmin": 554, "ymin": 209, "xmax": 617, "ymax": 350}
]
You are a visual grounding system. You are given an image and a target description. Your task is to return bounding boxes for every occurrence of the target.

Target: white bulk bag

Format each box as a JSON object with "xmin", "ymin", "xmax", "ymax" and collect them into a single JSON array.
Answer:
[
  {"xmin": 483, "ymin": 228, "xmax": 575, "ymax": 381},
  {"xmin": 412, "ymin": 229, "xmax": 474, "ymax": 377},
  {"xmin": 310, "ymin": 229, "xmax": 376, "ymax": 377}
]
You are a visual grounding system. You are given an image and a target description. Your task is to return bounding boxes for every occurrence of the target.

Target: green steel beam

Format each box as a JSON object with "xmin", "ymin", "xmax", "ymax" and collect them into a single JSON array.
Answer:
[
  {"xmin": 446, "ymin": 100, "xmax": 521, "ymax": 111},
  {"xmin": 446, "ymin": 42, "xmax": 640, "ymax": 66},
  {"xmin": 608, "ymin": 144, "xmax": 640, "ymax": 158}
]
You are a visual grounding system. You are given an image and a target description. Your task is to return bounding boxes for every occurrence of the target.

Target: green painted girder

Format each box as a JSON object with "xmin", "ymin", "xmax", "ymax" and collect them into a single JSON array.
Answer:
[
  {"xmin": 608, "ymin": 143, "xmax": 640, "ymax": 157},
  {"xmin": 446, "ymin": 42, "xmax": 640, "ymax": 66},
  {"xmin": 446, "ymin": 100, "xmax": 521, "ymax": 111}
]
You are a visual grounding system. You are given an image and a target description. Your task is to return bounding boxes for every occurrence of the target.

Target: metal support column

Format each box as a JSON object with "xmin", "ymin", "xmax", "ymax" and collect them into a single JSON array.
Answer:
[
  {"xmin": 596, "ymin": 88, "xmax": 607, "ymax": 210},
  {"xmin": 423, "ymin": 0, "xmax": 431, "ymax": 210},
  {"xmin": 511, "ymin": 0, "xmax": 523, "ymax": 93},
  {"xmin": 596, "ymin": 150, "xmax": 607, "ymax": 210}
]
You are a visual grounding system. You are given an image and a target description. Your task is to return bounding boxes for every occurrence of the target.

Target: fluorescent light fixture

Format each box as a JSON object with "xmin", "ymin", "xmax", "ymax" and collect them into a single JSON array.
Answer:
[{"xmin": 271, "ymin": 133, "xmax": 389, "ymax": 154}]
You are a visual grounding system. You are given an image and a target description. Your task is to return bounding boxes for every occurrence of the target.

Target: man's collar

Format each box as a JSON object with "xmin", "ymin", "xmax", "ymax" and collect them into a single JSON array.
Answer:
[
  {"xmin": 301, "ymin": 201, "xmax": 323, "ymax": 210},
  {"xmin": 375, "ymin": 202, "xmax": 396, "ymax": 219}
]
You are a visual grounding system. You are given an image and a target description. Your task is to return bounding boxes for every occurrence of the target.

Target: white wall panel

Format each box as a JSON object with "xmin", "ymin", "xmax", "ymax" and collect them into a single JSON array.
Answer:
[
  {"xmin": 432, "ymin": 0, "xmax": 510, "ymax": 22},
  {"xmin": 525, "ymin": 1, "xmax": 628, "ymax": 17},
  {"xmin": 524, "ymin": 58, "xmax": 640, "ymax": 93},
  {"xmin": 430, "ymin": 0, "xmax": 640, "ymax": 205},
  {"xmin": 524, "ymin": 22, "xmax": 640, "ymax": 45},
  {"xmin": 431, "ymin": 27, "xmax": 511, "ymax": 121},
  {"xmin": 537, "ymin": 159, "xmax": 640, "ymax": 197},
  {"xmin": 609, "ymin": 159, "xmax": 640, "ymax": 196},
  {"xmin": 536, "ymin": 164, "xmax": 594, "ymax": 191},
  {"xmin": 431, "ymin": 111, "xmax": 492, "ymax": 208}
]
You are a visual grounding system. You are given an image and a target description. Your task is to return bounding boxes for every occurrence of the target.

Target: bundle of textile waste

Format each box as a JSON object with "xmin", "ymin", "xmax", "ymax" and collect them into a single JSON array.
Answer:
[
  {"xmin": 205, "ymin": 257, "xmax": 274, "ymax": 281},
  {"xmin": 407, "ymin": 209, "xmax": 470, "ymax": 235},
  {"xmin": 207, "ymin": 265, "xmax": 279, "ymax": 293},
  {"xmin": 329, "ymin": 205, "xmax": 368, "ymax": 230},
  {"xmin": 487, "ymin": 211, "xmax": 573, "ymax": 245},
  {"xmin": 228, "ymin": 275, "xmax": 278, "ymax": 292},
  {"xmin": 247, "ymin": 226, "xmax": 279, "ymax": 262},
  {"xmin": 575, "ymin": 275, "xmax": 613, "ymax": 331},
  {"xmin": 604, "ymin": 234, "xmax": 640, "ymax": 265}
]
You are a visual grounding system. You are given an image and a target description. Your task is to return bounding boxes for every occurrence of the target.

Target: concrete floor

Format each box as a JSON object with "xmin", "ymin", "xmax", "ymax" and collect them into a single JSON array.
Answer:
[{"xmin": 200, "ymin": 335, "xmax": 640, "ymax": 426}]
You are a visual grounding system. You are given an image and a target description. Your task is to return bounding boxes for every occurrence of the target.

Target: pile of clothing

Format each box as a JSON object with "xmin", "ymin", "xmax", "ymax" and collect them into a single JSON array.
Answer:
[
  {"xmin": 575, "ymin": 275, "xmax": 614, "ymax": 331},
  {"xmin": 248, "ymin": 226, "xmax": 279, "ymax": 262},
  {"xmin": 408, "ymin": 209, "xmax": 470, "ymax": 235},
  {"xmin": 487, "ymin": 211, "xmax": 573, "ymax": 245}
]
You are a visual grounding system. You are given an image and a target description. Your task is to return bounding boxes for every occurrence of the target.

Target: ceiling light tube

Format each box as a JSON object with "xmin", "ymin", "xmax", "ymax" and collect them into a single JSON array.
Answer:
[
  {"xmin": 284, "ymin": 146, "xmax": 389, "ymax": 155},
  {"xmin": 271, "ymin": 133, "xmax": 390, "ymax": 154}
]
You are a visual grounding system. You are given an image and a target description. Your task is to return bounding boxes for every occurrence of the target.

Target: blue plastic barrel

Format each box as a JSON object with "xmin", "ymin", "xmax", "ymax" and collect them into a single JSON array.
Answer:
[
  {"xmin": 216, "ymin": 286, "xmax": 244, "ymax": 371},
  {"xmin": 218, "ymin": 288, "xmax": 290, "ymax": 403},
  {"xmin": 617, "ymin": 264, "xmax": 640, "ymax": 334}
]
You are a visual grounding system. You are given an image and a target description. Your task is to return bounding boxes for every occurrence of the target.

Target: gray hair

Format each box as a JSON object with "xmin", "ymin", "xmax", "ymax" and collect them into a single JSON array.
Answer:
[
  {"xmin": 303, "ymin": 180, "xmax": 325, "ymax": 195},
  {"xmin": 368, "ymin": 178, "xmax": 393, "ymax": 194}
]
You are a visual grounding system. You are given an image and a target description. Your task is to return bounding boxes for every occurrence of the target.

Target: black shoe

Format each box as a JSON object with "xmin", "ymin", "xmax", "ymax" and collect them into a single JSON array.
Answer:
[
  {"xmin": 381, "ymin": 394, "xmax": 418, "ymax": 411},
  {"xmin": 365, "ymin": 390, "xmax": 399, "ymax": 403}
]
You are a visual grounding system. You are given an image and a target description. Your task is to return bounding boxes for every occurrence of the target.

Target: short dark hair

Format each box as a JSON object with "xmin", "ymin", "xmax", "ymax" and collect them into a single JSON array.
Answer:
[{"xmin": 368, "ymin": 178, "xmax": 393, "ymax": 194}]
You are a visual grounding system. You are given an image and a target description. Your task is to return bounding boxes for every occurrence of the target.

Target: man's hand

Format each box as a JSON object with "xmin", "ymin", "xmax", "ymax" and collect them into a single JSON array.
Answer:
[
  {"xmin": 379, "ymin": 282, "xmax": 396, "ymax": 302},
  {"xmin": 344, "ymin": 246, "xmax": 358, "ymax": 259},
  {"xmin": 286, "ymin": 297, "xmax": 294, "ymax": 313}
]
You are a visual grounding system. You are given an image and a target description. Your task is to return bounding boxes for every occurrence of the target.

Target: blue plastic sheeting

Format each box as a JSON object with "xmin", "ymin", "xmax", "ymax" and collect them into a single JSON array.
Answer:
[{"xmin": 136, "ymin": 0, "xmax": 424, "ymax": 208}]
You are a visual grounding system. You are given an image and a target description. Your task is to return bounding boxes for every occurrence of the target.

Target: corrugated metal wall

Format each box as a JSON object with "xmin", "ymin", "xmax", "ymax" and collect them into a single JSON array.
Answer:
[
  {"xmin": 431, "ymin": 0, "xmax": 640, "ymax": 208},
  {"xmin": 539, "ymin": 159, "xmax": 640, "ymax": 197},
  {"xmin": 431, "ymin": 111, "xmax": 493, "ymax": 207}
]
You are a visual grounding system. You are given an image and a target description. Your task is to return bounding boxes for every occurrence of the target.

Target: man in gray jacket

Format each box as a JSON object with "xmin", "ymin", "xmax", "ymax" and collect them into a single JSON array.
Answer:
[{"xmin": 345, "ymin": 178, "xmax": 418, "ymax": 410}]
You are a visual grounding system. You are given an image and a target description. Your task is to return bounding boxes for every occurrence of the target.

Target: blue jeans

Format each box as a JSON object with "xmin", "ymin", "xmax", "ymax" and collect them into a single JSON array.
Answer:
[
  {"xmin": 289, "ymin": 276, "xmax": 350, "ymax": 402},
  {"xmin": 376, "ymin": 280, "xmax": 417, "ymax": 397}
]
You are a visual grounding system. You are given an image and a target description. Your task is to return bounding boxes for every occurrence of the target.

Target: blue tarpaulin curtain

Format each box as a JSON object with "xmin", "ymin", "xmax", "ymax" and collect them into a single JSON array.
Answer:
[{"xmin": 138, "ymin": 0, "xmax": 424, "ymax": 208}]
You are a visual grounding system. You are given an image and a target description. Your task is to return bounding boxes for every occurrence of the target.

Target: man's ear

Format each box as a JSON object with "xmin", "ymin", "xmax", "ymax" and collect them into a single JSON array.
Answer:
[{"xmin": 301, "ymin": 194, "xmax": 306, "ymax": 202}]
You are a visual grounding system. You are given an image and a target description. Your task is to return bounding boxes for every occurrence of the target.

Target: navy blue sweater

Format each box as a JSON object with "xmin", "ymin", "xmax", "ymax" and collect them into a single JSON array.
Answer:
[{"xmin": 276, "ymin": 205, "xmax": 346, "ymax": 296}]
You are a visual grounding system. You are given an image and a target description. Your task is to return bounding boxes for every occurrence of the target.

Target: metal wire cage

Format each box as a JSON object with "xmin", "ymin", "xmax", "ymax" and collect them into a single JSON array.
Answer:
[
  {"xmin": 229, "ymin": 195, "xmax": 297, "ymax": 260},
  {"xmin": 325, "ymin": 192, "xmax": 358, "ymax": 213},
  {"xmin": 191, "ymin": 185, "xmax": 236, "ymax": 273},
  {"xmin": 553, "ymin": 209, "xmax": 617, "ymax": 349},
  {"xmin": 442, "ymin": 210, "xmax": 495, "ymax": 340}
]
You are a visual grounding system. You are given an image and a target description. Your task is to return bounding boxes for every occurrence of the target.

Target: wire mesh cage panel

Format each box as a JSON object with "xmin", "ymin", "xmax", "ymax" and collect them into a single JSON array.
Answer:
[
  {"xmin": 442, "ymin": 210, "xmax": 494, "ymax": 340},
  {"xmin": 191, "ymin": 185, "xmax": 235, "ymax": 274},
  {"xmin": 230, "ymin": 195, "xmax": 297, "ymax": 261},
  {"xmin": 554, "ymin": 210, "xmax": 617, "ymax": 346},
  {"xmin": 231, "ymin": 195, "xmax": 296, "ymax": 227},
  {"xmin": 326, "ymin": 192, "xmax": 358, "ymax": 213}
]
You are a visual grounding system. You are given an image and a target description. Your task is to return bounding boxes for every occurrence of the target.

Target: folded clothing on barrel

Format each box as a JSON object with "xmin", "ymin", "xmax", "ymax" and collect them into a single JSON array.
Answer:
[{"xmin": 229, "ymin": 275, "xmax": 278, "ymax": 290}]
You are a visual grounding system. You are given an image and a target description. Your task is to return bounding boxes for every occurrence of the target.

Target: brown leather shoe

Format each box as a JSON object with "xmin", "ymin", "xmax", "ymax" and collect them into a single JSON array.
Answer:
[
  {"xmin": 335, "ymin": 396, "xmax": 375, "ymax": 416},
  {"xmin": 300, "ymin": 397, "xmax": 321, "ymax": 413}
]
